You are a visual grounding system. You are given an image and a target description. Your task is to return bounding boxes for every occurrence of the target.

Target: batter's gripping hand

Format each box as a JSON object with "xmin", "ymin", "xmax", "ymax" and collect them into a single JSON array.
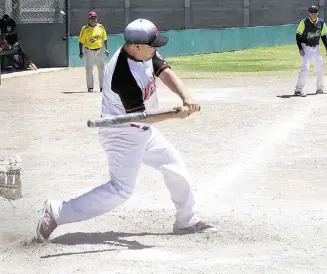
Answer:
[
  {"xmin": 183, "ymin": 100, "xmax": 201, "ymax": 114},
  {"xmin": 174, "ymin": 106, "xmax": 192, "ymax": 119},
  {"xmin": 299, "ymin": 50, "xmax": 305, "ymax": 57},
  {"xmin": 105, "ymin": 50, "xmax": 109, "ymax": 57},
  {"xmin": 174, "ymin": 102, "xmax": 201, "ymax": 119},
  {"xmin": 79, "ymin": 52, "xmax": 84, "ymax": 59}
]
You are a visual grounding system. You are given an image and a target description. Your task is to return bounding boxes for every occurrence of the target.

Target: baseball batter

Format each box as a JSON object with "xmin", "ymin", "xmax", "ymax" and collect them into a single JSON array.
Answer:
[
  {"xmin": 294, "ymin": 5, "xmax": 327, "ymax": 96},
  {"xmin": 36, "ymin": 18, "xmax": 216, "ymax": 242}
]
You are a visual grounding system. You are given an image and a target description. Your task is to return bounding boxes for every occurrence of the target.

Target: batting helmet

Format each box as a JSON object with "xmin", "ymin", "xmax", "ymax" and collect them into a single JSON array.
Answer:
[{"xmin": 308, "ymin": 5, "xmax": 319, "ymax": 13}]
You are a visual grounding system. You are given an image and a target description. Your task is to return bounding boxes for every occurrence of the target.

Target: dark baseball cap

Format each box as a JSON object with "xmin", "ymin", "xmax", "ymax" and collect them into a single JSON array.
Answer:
[
  {"xmin": 88, "ymin": 11, "xmax": 98, "ymax": 18},
  {"xmin": 124, "ymin": 19, "xmax": 169, "ymax": 48},
  {"xmin": 308, "ymin": 5, "xmax": 319, "ymax": 13}
]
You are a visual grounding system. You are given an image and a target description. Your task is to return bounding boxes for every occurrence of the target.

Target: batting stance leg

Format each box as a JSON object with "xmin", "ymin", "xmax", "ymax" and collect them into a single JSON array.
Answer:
[
  {"xmin": 295, "ymin": 45, "xmax": 314, "ymax": 92},
  {"xmin": 142, "ymin": 127, "xmax": 198, "ymax": 229},
  {"xmin": 46, "ymin": 126, "xmax": 198, "ymax": 229},
  {"xmin": 47, "ymin": 126, "xmax": 148, "ymax": 225}
]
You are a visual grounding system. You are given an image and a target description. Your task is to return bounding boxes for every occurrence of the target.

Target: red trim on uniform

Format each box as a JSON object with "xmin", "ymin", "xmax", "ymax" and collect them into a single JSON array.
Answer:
[
  {"xmin": 130, "ymin": 124, "xmax": 150, "ymax": 130},
  {"xmin": 125, "ymin": 105, "xmax": 145, "ymax": 113},
  {"xmin": 155, "ymin": 64, "xmax": 169, "ymax": 76}
]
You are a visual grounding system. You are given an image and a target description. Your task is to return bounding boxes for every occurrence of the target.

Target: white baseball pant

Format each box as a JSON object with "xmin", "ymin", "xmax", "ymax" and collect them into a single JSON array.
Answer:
[
  {"xmin": 84, "ymin": 47, "xmax": 105, "ymax": 89},
  {"xmin": 48, "ymin": 126, "xmax": 199, "ymax": 229},
  {"xmin": 295, "ymin": 43, "xmax": 325, "ymax": 92}
]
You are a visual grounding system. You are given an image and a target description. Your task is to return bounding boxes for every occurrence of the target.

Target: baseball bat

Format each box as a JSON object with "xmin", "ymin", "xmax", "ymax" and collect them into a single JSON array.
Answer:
[{"xmin": 87, "ymin": 109, "xmax": 180, "ymax": 128}]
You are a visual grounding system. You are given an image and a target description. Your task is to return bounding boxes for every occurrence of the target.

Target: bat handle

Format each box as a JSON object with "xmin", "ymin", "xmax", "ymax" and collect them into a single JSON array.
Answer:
[{"xmin": 87, "ymin": 120, "xmax": 97, "ymax": 128}]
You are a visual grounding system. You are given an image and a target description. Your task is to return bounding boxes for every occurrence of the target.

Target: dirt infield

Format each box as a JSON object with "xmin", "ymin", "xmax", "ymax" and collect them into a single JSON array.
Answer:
[{"xmin": 1, "ymin": 68, "xmax": 327, "ymax": 273}]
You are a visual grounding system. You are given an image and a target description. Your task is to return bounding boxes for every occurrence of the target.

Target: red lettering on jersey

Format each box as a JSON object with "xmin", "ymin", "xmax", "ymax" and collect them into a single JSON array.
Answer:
[{"xmin": 143, "ymin": 79, "xmax": 156, "ymax": 101}]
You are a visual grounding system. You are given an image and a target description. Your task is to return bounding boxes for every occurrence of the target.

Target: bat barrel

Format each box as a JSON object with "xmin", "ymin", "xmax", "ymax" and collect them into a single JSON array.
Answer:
[{"xmin": 86, "ymin": 107, "xmax": 201, "ymax": 128}]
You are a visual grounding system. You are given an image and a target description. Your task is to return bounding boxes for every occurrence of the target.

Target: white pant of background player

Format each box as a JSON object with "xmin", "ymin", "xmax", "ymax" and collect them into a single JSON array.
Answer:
[
  {"xmin": 83, "ymin": 47, "xmax": 105, "ymax": 90},
  {"xmin": 48, "ymin": 125, "xmax": 198, "ymax": 229},
  {"xmin": 295, "ymin": 44, "xmax": 325, "ymax": 92}
]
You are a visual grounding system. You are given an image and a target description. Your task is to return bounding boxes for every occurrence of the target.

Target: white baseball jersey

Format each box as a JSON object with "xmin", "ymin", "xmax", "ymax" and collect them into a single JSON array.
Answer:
[{"xmin": 101, "ymin": 47, "xmax": 170, "ymax": 118}]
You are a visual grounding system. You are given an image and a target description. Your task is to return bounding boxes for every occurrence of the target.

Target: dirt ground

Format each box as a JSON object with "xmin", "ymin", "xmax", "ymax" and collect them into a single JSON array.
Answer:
[{"xmin": 1, "ymin": 68, "xmax": 327, "ymax": 274}]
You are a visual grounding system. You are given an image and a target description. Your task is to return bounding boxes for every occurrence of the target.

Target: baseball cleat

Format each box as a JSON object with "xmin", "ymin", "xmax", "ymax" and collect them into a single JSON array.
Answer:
[
  {"xmin": 88, "ymin": 88, "xmax": 93, "ymax": 92},
  {"xmin": 294, "ymin": 90, "xmax": 306, "ymax": 97},
  {"xmin": 100, "ymin": 87, "xmax": 103, "ymax": 92},
  {"xmin": 36, "ymin": 200, "xmax": 57, "ymax": 243},
  {"xmin": 173, "ymin": 220, "xmax": 217, "ymax": 235},
  {"xmin": 316, "ymin": 89, "xmax": 324, "ymax": 94}
]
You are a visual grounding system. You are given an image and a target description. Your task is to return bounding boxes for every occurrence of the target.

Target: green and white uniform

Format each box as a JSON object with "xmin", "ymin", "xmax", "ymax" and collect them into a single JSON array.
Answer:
[{"xmin": 295, "ymin": 17, "xmax": 327, "ymax": 93}]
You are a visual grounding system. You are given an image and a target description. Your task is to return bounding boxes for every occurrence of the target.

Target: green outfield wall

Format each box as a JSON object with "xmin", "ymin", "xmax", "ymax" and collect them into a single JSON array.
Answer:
[{"xmin": 69, "ymin": 24, "xmax": 297, "ymax": 67}]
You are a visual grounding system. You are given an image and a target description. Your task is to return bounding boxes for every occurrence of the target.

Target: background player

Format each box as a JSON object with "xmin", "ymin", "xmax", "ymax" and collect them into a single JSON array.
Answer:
[
  {"xmin": 294, "ymin": 5, "xmax": 327, "ymax": 96},
  {"xmin": 78, "ymin": 11, "xmax": 109, "ymax": 92}
]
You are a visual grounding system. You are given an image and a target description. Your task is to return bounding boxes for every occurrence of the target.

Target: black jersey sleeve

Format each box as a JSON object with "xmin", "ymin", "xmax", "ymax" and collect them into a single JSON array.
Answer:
[
  {"xmin": 111, "ymin": 53, "xmax": 145, "ymax": 113},
  {"xmin": 152, "ymin": 51, "xmax": 170, "ymax": 77}
]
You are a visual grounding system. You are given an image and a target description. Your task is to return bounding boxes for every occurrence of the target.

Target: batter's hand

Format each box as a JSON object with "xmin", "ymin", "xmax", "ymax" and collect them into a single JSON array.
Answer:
[
  {"xmin": 105, "ymin": 50, "xmax": 109, "ymax": 57},
  {"xmin": 183, "ymin": 99, "xmax": 201, "ymax": 115},
  {"xmin": 173, "ymin": 106, "xmax": 191, "ymax": 119},
  {"xmin": 79, "ymin": 52, "xmax": 84, "ymax": 59},
  {"xmin": 299, "ymin": 50, "xmax": 305, "ymax": 57}
]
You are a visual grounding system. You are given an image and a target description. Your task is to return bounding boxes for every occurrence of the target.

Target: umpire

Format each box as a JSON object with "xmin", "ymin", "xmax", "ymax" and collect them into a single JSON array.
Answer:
[{"xmin": 79, "ymin": 11, "xmax": 109, "ymax": 92}]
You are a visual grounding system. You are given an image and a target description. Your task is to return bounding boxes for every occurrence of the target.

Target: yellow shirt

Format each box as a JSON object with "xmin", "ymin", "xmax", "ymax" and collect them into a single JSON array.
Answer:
[{"xmin": 78, "ymin": 23, "xmax": 107, "ymax": 49}]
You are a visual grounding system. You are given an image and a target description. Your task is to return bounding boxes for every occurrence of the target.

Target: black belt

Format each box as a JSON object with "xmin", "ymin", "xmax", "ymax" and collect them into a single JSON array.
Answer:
[
  {"xmin": 130, "ymin": 124, "xmax": 150, "ymax": 131},
  {"xmin": 85, "ymin": 47, "xmax": 100, "ymax": 51},
  {"xmin": 305, "ymin": 44, "xmax": 318, "ymax": 47}
]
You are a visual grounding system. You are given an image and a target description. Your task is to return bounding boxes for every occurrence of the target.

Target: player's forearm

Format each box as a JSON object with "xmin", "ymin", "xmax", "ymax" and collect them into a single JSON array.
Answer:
[
  {"xmin": 296, "ymin": 33, "xmax": 303, "ymax": 50},
  {"xmin": 104, "ymin": 40, "xmax": 108, "ymax": 51},
  {"xmin": 79, "ymin": 42, "xmax": 83, "ymax": 53},
  {"xmin": 159, "ymin": 69, "xmax": 193, "ymax": 103}
]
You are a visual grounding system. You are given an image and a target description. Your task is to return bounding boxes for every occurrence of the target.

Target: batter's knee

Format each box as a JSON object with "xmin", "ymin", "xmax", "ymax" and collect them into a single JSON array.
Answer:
[
  {"xmin": 162, "ymin": 145, "xmax": 185, "ymax": 166},
  {"xmin": 104, "ymin": 180, "xmax": 134, "ymax": 200}
]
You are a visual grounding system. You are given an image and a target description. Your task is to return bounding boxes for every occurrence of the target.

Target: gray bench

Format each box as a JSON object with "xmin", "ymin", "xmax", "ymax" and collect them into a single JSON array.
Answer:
[{"xmin": 0, "ymin": 48, "xmax": 19, "ymax": 85}]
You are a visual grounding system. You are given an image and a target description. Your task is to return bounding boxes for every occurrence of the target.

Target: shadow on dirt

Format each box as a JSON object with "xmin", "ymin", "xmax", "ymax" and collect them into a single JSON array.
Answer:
[
  {"xmin": 40, "ymin": 248, "xmax": 118, "ymax": 258},
  {"xmin": 62, "ymin": 91, "xmax": 100, "ymax": 94},
  {"xmin": 61, "ymin": 91, "xmax": 95, "ymax": 94},
  {"xmin": 277, "ymin": 92, "xmax": 327, "ymax": 98},
  {"xmin": 40, "ymin": 231, "xmax": 174, "ymax": 258},
  {"xmin": 51, "ymin": 231, "xmax": 170, "ymax": 247}
]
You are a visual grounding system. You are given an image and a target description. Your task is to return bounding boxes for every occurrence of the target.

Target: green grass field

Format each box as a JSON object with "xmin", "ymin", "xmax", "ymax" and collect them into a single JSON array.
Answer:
[{"xmin": 166, "ymin": 44, "xmax": 327, "ymax": 78}]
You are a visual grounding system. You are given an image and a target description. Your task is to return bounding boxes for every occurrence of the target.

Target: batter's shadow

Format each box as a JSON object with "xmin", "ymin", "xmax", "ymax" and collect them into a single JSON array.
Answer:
[
  {"xmin": 41, "ymin": 231, "xmax": 173, "ymax": 258},
  {"xmin": 52, "ymin": 231, "xmax": 172, "ymax": 247}
]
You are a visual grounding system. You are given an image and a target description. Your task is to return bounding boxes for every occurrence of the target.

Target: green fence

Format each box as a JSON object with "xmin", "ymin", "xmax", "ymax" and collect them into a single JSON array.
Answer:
[{"xmin": 69, "ymin": 24, "xmax": 297, "ymax": 67}]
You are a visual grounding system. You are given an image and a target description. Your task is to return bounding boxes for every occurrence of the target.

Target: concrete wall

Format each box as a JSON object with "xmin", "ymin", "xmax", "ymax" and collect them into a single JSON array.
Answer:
[
  {"xmin": 69, "ymin": 24, "xmax": 297, "ymax": 67},
  {"xmin": 70, "ymin": 0, "xmax": 125, "ymax": 36},
  {"xmin": 17, "ymin": 24, "xmax": 68, "ymax": 67},
  {"xmin": 69, "ymin": 0, "xmax": 321, "ymax": 35}
]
